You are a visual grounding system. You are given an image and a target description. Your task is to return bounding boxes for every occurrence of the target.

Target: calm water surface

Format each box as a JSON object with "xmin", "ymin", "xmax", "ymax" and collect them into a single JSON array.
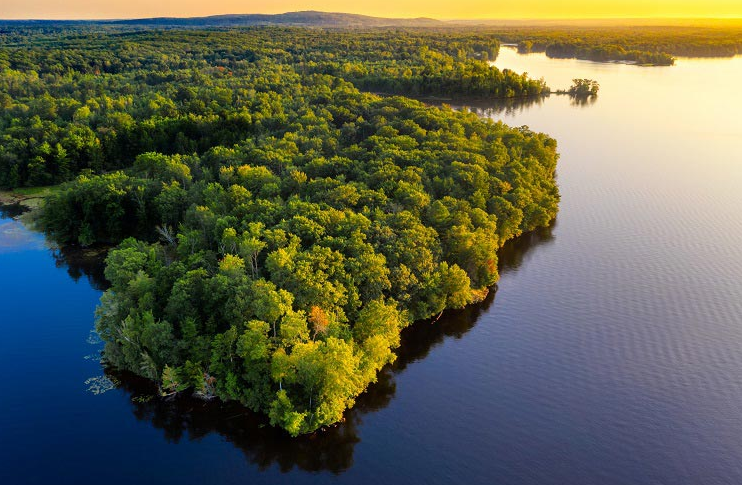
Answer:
[{"xmin": 2, "ymin": 48, "xmax": 742, "ymax": 484}]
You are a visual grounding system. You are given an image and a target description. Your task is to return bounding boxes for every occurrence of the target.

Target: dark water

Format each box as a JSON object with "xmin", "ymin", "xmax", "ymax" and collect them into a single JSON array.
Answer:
[{"xmin": 2, "ymin": 49, "xmax": 742, "ymax": 484}]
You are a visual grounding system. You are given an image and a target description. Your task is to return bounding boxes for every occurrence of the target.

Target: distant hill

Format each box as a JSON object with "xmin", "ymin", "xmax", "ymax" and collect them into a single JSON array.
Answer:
[
  {"xmin": 107, "ymin": 11, "xmax": 442, "ymax": 28},
  {"xmin": 3, "ymin": 12, "xmax": 737, "ymax": 29}
]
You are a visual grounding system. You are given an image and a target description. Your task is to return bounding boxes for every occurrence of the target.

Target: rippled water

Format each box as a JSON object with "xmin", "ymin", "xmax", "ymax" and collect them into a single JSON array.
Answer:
[{"xmin": 2, "ymin": 49, "xmax": 742, "ymax": 484}]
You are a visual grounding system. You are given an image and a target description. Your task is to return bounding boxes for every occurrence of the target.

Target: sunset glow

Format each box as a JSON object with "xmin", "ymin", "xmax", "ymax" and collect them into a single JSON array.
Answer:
[{"xmin": 2, "ymin": 0, "xmax": 742, "ymax": 20}]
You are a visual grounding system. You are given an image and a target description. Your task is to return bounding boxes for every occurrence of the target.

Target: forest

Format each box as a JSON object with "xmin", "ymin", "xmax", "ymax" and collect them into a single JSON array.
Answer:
[
  {"xmin": 3, "ymin": 17, "xmax": 740, "ymax": 67},
  {"xmin": 0, "ymin": 28, "xmax": 550, "ymax": 188},
  {"xmin": 2, "ymin": 27, "xmax": 561, "ymax": 435}
]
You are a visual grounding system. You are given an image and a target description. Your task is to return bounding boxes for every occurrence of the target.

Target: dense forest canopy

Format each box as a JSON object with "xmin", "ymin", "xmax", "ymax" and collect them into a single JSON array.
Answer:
[
  {"xmin": 0, "ymin": 28, "xmax": 550, "ymax": 188},
  {"xmin": 3, "ymin": 16, "xmax": 740, "ymax": 66},
  {"xmin": 2, "ymin": 27, "xmax": 561, "ymax": 435}
]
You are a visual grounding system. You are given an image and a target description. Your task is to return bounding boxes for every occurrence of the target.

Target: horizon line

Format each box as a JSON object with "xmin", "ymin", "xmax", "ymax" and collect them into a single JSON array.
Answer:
[{"xmin": 1, "ymin": 10, "xmax": 742, "ymax": 22}]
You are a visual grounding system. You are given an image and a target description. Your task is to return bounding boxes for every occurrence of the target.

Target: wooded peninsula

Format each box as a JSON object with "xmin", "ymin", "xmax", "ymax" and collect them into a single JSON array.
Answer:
[{"xmin": 3, "ymin": 25, "xmax": 557, "ymax": 435}]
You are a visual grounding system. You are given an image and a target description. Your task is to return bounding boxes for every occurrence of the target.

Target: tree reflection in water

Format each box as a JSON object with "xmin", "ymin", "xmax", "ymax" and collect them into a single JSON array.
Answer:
[
  {"xmin": 445, "ymin": 93, "xmax": 598, "ymax": 116},
  {"xmin": 51, "ymin": 245, "xmax": 110, "ymax": 291},
  {"xmin": 411, "ymin": 94, "xmax": 550, "ymax": 118},
  {"xmin": 463, "ymin": 94, "xmax": 549, "ymax": 117},
  {"xmin": 0, "ymin": 202, "xmax": 27, "ymax": 219},
  {"xmin": 102, "ymin": 221, "xmax": 556, "ymax": 474},
  {"xmin": 568, "ymin": 94, "xmax": 598, "ymax": 108}
]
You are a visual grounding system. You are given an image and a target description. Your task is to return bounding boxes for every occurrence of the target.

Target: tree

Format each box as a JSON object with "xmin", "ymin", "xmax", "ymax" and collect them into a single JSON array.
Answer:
[
  {"xmin": 309, "ymin": 306, "xmax": 330, "ymax": 341},
  {"xmin": 568, "ymin": 78, "xmax": 600, "ymax": 97}
]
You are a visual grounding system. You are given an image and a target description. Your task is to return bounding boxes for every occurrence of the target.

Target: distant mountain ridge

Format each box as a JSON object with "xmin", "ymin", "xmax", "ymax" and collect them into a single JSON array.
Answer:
[{"xmin": 106, "ymin": 11, "xmax": 442, "ymax": 27}]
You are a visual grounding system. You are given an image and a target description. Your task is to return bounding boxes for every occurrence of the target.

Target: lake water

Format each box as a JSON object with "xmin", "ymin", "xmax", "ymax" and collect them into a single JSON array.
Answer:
[{"xmin": 2, "ymin": 48, "xmax": 742, "ymax": 484}]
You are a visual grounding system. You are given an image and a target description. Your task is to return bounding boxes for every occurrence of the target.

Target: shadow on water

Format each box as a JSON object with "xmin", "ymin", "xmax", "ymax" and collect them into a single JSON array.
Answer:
[
  {"xmin": 0, "ymin": 202, "xmax": 27, "ymax": 219},
  {"xmin": 461, "ymin": 95, "xmax": 549, "ymax": 117},
  {"xmin": 1, "ymin": 202, "xmax": 110, "ymax": 289},
  {"xmin": 568, "ymin": 94, "xmax": 598, "ymax": 108},
  {"xmin": 446, "ymin": 93, "xmax": 598, "ymax": 116},
  {"xmin": 498, "ymin": 221, "xmax": 557, "ymax": 275},
  {"xmin": 51, "ymin": 245, "xmax": 110, "ymax": 291},
  {"xmin": 419, "ymin": 94, "xmax": 550, "ymax": 117},
  {"xmin": 108, "ymin": 222, "xmax": 557, "ymax": 475}
]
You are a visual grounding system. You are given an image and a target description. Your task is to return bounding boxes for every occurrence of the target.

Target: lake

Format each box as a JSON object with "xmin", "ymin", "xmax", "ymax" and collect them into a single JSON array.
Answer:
[{"xmin": 2, "ymin": 47, "xmax": 742, "ymax": 484}]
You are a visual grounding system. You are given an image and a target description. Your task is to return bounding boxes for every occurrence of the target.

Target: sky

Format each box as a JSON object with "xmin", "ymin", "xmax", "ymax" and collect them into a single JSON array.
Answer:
[{"xmin": 2, "ymin": 0, "xmax": 742, "ymax": 20}]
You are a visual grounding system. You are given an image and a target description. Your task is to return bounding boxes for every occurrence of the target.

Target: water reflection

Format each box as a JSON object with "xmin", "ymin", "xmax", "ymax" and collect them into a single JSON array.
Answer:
[
  {"xmin": 415, "ymin": 94, "xmax": 550, "ymax": 117},
  {"xmin": 460, "ymin": 95, "xmax": 549, "ymax": 117},
  {"xmin": 449, "ymin": 93, "xmax": 598, "ymax": 116},
  {"xmin": 568, "ymin": 94, "xmax": 598, "ymax": 108},
  {"xmin": 0, "ymin": 203, "xmax": 47, "ymax": 253},
  {"xmin": 110, "ymin": 222, "xmax": 556, "ymax": 474},
  {"xmin": 113, "ymin": 369, "xmax": 367, "ymax": 473},
  {"xmin": 0, "ymin": 202, "xmax": 27, "ymax": 219},
  {"xmin": 0, "ymin": 203, "xmax": 109, "ymax": 290},
  {"xmin": 497, "ymin": 222, "xmax": 557, "ymax": 274},
  {"xmin": 51, "ymin": 245, "xmax": 110, "ymax": 291}
]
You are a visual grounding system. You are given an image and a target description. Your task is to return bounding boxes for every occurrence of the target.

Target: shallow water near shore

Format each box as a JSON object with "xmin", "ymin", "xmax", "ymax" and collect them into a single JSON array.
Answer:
[{"xmin": 2, "ymin": 48, "xmax": 742, "ymax": 484}]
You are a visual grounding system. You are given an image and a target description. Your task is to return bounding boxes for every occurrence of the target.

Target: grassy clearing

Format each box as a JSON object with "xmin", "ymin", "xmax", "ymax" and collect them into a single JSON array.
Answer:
[
  {"xmin": 0, "ymin": 185, "xmax": 60, "ymax": 225},
  {"xmin": 0, "ymin": 185, "xmax": 59, "ymax": 206}
]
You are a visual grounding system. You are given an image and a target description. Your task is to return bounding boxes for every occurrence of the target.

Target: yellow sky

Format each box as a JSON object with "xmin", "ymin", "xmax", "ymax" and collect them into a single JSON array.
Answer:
[{"xmin": 2, "ymin": 1, "xmax": 742, "ymax": 20}]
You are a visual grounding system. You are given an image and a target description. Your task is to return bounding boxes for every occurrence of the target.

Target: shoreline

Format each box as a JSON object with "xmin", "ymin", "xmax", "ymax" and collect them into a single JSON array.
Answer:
[
  {"xmin": 0, "ymin": 186, "xmax": 58, "ymax": 224},
  {"xmin": 3, "ymin": 204, "xmax": 549, "ymax": 437}
]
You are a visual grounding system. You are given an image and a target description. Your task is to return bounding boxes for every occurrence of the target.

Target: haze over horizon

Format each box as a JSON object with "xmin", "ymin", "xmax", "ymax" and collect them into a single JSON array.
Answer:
[{"xmin": 2, "ymin": 1, "xmax": 742, "ymax": 21}]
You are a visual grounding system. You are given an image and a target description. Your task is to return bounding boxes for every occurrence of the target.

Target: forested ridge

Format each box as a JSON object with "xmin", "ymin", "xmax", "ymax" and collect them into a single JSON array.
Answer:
[{"xmin": 2, "ymin": 27, "xmax": 559, "ymax": 435}]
